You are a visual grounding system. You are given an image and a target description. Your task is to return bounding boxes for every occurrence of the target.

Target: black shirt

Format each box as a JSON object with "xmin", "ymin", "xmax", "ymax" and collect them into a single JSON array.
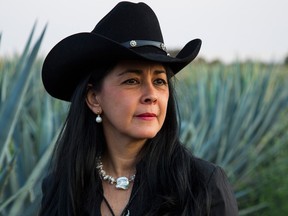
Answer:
[{"xmin": 40, "ymin": 158, "xmax": 239, "ymax": 216}]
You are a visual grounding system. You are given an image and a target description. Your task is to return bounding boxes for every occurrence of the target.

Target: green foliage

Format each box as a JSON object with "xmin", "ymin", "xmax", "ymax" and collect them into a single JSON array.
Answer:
[
  {"xmin": 248, "ymin": 110, "xmax": 288, "ymax": 216},
  {"xmin": 0, "ymin": 28, "xmax": 288, "ymax": 215},
  {"xmin": 0, "ymin": 24, "xmax": 68, "ymax": 216},
  {"xmin": 176, "ymin": 61, "xmax": 288, "ymax": 215}
]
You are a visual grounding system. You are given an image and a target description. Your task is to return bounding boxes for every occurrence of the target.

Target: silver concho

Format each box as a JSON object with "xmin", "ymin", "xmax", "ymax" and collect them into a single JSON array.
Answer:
[
  {"xmin": 160, "ymin": 42, "xmax": 166, "ymax": 51},
  {"xmin": 129, "ymin": 40, "xmax": 137, "ymax": 47},
  {"xmin": 116, "ymin": 177, "xmax": 129, "ymax": 190}
]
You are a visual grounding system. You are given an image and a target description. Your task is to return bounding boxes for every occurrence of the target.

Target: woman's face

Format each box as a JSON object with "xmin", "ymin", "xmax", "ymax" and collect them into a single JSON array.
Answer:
[{"xmin": 96, "ymin": 59, "xmax": 169, "ymax": 143}]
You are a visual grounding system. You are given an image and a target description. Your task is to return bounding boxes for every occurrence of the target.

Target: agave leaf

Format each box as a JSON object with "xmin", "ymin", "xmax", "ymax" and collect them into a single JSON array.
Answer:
[
  {"xmin": 178, "ymin": 62, "xmax": 288, "ymax": 213},
  {"xmin": 0, "ymin": 156, "xmax": 16, "ymax": 195},
  {"xmin": 39, "ymin": 96, "xmax": 56, "ymax": 155},
  {"xmin": 15, "ymin": 21, "xmax": 38, "ymax": 76},
  {"xmin": 0, "ymin": 24, "xmax": 47, "ymax": 166},
  {"xmin": 0, "ymin": 125, "xmax": 59, "ymax": 215}
]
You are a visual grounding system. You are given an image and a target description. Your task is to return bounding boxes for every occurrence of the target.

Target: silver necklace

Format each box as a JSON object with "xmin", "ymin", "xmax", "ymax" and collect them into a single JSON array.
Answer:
[{"xmin": 96, "ymin": 157, "xmax": 136, "ymax": 190}]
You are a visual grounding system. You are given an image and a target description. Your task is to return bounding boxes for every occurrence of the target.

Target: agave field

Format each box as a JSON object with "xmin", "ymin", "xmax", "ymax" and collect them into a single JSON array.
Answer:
[
  {"xmin": 177, "ymin": 61, "xmax": 288, "ymax": 215},
  {"xmin": 0, "ymin": 26, "xmax": 288, "ymax": 216}
]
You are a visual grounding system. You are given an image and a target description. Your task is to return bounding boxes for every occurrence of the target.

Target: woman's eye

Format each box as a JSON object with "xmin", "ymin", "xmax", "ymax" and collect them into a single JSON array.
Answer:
[
  {"xmin": 154, "ymin": 78, "xmax": 167, "ymax": 85},
  {"xmin": 123, "ymin": 79, "xmax": 139, "ymax": 85}
]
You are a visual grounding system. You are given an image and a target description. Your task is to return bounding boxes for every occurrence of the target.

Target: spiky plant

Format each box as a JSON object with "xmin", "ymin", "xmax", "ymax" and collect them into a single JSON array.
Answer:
[
  {"xmin": 0, "ymin": 24, "xmax": 68, "ymax": 216},
  {"xmin": 1, "ymin": 25, "xmax": 287, "ymax": 215},
  {"xmin": 176, "ymin": 61, "xmax": 288, "ymax": 215}
]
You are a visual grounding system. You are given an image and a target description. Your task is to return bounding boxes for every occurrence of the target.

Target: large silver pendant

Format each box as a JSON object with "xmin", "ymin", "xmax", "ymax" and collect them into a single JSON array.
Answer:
[{"xmin": 116, "ymin": 177, "xmax": 129, "ymax": 190}]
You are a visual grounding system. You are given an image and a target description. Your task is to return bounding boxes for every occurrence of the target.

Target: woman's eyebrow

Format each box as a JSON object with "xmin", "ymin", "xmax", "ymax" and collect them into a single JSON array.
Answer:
[
  {"xmin": 118, "ymin": 69, "xmax": 166, "ymax": 76},
  {"xmin": 118, "ymin": 69, "xmax": 142, "ymax": 76},
  {"xmin": 154, "ymin": 69, "xmax": 167, "ymax": 75}
]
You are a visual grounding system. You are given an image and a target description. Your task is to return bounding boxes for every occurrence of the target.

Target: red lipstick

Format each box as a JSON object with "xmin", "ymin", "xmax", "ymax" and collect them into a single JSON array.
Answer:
[{"xmin": 136, "ymin": 113, "xmax": 156, "ymax": 120}]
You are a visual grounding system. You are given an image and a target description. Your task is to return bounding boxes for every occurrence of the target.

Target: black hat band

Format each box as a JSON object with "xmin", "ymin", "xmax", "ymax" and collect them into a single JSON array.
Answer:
[{"xmin": 121, "ymin": 40, "xmax": 169, "ymax": 56}]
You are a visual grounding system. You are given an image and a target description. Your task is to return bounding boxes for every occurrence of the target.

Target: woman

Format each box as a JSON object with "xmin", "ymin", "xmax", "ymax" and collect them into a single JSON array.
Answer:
[{"xmin": 40, "ymin": 1, "xmax": 238, "ymax": 216}]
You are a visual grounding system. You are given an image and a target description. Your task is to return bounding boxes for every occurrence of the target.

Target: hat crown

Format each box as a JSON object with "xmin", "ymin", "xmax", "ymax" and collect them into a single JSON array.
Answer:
[
  {"xmin": 92, "ymin": 2, "xmax": 164, "ymax": 43},
  {"xmin": 42, "ymin": 1, "xmax": 201, "ymax": 101}
]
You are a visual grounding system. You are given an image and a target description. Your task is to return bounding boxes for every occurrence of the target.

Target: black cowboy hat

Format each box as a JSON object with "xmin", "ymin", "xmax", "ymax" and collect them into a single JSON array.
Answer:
[{"xmin": 42, "ymin": 1, "xmax": 202, "ymax": 101}]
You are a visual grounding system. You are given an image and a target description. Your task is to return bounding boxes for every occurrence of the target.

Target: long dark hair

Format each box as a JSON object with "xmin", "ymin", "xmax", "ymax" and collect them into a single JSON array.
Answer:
[{"xmin": 40, "ymin": 65, "xmax": 211, "ymax": 216}]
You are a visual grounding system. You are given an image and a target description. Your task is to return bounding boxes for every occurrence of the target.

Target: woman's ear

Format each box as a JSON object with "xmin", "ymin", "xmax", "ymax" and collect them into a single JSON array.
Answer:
[{"xmin": 86, "ymin": 87, "xmax": 102, "ymax": 114}]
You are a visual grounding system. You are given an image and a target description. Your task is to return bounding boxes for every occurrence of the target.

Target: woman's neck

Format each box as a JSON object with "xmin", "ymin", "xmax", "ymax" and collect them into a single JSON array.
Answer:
[{"xmin": 102, "ymin": 138, "xmax": 146, "ymax": 177}]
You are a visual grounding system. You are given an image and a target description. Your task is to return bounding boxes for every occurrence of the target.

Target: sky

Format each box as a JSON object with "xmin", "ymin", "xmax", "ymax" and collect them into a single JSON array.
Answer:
[{"xmin": 0, "ymin": 0, "xmax": 288, "ymax": 63}]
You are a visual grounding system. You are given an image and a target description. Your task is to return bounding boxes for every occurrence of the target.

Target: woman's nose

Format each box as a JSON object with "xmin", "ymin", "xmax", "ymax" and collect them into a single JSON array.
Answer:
[
  {"xmin": 143, "ymin": 95, "xmax": 157, "ymax": 104},
  {"xmin": 140, "ymin": 83, "xmax": 157, "ymax": 104}
]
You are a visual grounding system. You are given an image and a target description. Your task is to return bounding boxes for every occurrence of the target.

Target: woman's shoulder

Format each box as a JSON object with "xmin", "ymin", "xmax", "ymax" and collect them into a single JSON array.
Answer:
[
  {"xmin": 192, "ymin": 157, "xmax": 239, "ymax": 215},
  {"xmin": 193, "ymin": 157, "xmax": 217, "ymax": 177},
  {"xmin": 192, "ymin": 157, "xmax": 234, "ymax": 193},
  {"xmin": 192, "ymin": 157, "xmax": 223, "ymax": 184}
]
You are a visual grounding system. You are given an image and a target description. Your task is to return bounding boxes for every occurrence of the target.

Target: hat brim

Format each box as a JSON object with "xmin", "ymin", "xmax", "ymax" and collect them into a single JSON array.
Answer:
[{"xmin": 42, "ymin": 32, "xmax": 201, "ymax": 101}]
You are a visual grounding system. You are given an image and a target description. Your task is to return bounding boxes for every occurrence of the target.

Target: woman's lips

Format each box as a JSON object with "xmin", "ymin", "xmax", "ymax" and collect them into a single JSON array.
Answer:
[{"xmin": 136, "ymin": 113, "xmax": 157, "ymax": 120}]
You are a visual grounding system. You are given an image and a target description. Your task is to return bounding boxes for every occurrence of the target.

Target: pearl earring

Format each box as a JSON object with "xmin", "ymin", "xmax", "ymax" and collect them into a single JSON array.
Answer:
[{"xmin": 96, "ymin": 113, "xmax": 102, "ymax": 123}]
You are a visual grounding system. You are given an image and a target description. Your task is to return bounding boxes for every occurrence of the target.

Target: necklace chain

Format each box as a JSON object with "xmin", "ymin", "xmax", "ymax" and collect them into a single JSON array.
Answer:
[{"xmin": 96, "ymin": 157, "xmax": 136, "ymax": 190}]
